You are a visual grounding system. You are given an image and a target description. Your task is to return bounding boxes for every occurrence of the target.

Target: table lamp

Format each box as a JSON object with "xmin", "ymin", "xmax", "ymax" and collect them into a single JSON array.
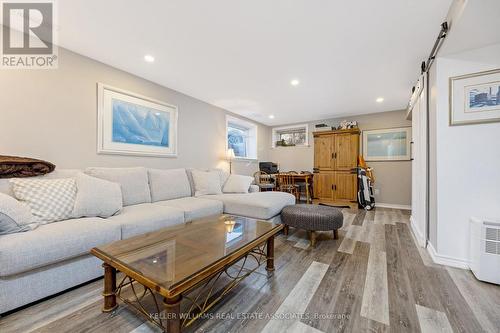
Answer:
[{"xmin": 226, "ymin": 148, "xmax": 236, "ymax": 174}]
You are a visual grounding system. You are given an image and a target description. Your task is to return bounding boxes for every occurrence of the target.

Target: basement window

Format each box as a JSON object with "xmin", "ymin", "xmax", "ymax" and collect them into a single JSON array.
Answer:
[
  {"xmin": 272, "ymin": 124, "xmax": 309, "ymax": 147},
  {"xmin": 226, "ymin": 116, "xmax": 258, "ymax": 159}
]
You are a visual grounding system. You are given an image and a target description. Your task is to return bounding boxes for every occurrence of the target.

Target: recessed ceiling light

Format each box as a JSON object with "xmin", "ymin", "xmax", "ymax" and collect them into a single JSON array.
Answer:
[
  {"xmin": 144, "ymin": 55, "xmax": 155, "ymax": 63},
  {"xmin": 376, "ymin": 97, "xmax": 384, "ymax": 103},
  {"xmin": 268, "ymin": 115, "xmax": 275, "ymax": 119},
  {"xmin": 290, "ymin": 79, "xmax": 300, "ymax": 86}
]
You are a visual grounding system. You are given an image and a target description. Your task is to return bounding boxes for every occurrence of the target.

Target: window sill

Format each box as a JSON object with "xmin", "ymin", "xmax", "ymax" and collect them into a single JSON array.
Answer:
[
  {"xmin": 271, "ymin": 145, "xmax": 310, "ymax": 149},
  {"xmin": 233, "ymin": 157, "xmax": 258, "ymax": 162}
]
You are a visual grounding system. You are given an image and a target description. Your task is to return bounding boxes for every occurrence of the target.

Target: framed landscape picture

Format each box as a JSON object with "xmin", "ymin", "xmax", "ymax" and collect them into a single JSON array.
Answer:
[
  {"xmin": 97, "ymin": 83, "xmax": 178, "ymax": 157},
  {"xmin": 450, "ymin": 68, "xmax": 500, "ymax": 126},
  {"xmin": 362, "ymin": 127, "xmax": 411, "ymax": 161}
]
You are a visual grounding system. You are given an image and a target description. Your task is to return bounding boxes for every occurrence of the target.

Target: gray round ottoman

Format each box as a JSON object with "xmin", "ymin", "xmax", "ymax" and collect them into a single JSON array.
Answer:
[{"xmin": 281, "ymin": 204, "xmax": 343, "ymax": 247}]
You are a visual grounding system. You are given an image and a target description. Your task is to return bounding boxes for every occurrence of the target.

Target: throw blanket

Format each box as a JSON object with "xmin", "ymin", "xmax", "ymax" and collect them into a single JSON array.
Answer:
[{"xmin": 0, "ymin": 155, "xmax": 55, "ymax": 178}]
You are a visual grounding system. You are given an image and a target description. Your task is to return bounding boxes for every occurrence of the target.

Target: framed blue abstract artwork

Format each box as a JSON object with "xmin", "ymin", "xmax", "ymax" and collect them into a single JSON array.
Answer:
[
  {"xmin": 450, "ymin": 68, "xmax": 500, "ymax": 126},
  {"xmin": 97, "ymin": 83, "xmax": 178, "ymax": 157}
]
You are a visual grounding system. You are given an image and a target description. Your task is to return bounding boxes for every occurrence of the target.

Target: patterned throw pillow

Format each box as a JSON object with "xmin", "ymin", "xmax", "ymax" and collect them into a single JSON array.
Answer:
[{"xmin": 10, "ymin": 178, "xmax": 77, "ymax": 223}]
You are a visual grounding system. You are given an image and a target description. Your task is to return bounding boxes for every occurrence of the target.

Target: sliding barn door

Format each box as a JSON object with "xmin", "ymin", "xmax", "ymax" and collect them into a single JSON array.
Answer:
[{"xmin": 410, "ymin": 74, "xmax": 428, "ymax": 247}]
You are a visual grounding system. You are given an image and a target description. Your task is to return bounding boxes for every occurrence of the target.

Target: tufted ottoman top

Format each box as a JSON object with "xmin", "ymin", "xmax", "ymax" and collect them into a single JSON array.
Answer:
[{"xmin": 281, "ymin": 204, "xmax": 343, "ymax": 231}]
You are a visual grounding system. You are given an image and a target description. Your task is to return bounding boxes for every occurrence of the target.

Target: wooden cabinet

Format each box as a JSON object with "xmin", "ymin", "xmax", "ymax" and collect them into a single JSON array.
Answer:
[
  {"xmin": 314, "ymin": 136, "xmax": 333, "ymax": 170},
  {"xmin": 313, "ymin": 129, "xmax": 359, "ymax": 208},
  {"xmin": 334, "ymin": 172, "xmax": 357, "ymax": 201},
  {"xmin": 334, "ymin": 134, "xmax": 358, "ymax": 170},
  {"xmin": 313, "ymin": 172, "xmax": 334, "ymax": 200}
]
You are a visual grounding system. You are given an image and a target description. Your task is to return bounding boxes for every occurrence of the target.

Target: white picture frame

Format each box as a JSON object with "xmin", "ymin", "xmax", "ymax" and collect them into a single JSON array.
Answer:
[
  {"xmin": 97, "ymin": 83, "xmax": 178, "ymax": 157},
  {"xmin": 449, "ymin": 68, "xmax": 500, "ymax": 126},
  {"xmin": 362, "ymin": 127, "xmax": 411, "ymax": 161}
]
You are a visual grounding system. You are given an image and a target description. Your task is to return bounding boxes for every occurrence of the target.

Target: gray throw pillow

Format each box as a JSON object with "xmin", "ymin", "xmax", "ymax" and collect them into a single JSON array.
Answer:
[
  {"xmin": 0, "ymin": 192, "xmax": 38, "ymax": 235},
  {"xmin": 72, "ymin": 173, "xmax": 123, "ymax": 218}
]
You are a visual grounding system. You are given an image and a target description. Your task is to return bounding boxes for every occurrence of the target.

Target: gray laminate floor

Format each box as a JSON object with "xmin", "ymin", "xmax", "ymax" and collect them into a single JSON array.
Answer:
[{"xmin": 1, "ymin": 208, "xmax": 499, "ymax": 333}]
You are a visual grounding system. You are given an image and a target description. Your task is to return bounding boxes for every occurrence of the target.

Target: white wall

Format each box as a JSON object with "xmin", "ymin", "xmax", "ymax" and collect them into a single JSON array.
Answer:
[
  {"xmin": 268, "ymin": 110, "xmax": 412, "ymax": 207},
  {"xmin": 433, "ymin": 43, "xmax": 500, "ymax": 264},
  {"xmin": 0, "ymin": 47, "xmax": 269, "ymax": 175}
]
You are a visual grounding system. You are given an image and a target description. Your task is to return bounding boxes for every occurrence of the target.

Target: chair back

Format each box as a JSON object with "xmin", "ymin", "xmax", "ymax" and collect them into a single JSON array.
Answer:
[
  {"xmin": 253, "ymin": 171, "xmax": 262, "ymax": 184},
  {"xmin": 253, "ymin": 171, "xmax": 272, "ymax": 185},
  {"xmin": 277, "ymin": 173, "xmax": 295, "ymax": 190}
]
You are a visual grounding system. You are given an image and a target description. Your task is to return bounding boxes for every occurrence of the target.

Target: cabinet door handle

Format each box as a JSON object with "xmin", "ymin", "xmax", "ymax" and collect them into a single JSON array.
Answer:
[{"xmin": 333, "ymin": 184, "xmax": 337, "ymax": 191}]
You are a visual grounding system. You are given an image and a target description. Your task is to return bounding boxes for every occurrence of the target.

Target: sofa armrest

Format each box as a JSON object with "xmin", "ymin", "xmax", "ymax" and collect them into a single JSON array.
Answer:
[{"xmin": 249, "ymin": 184, "xmax": 259, "ymax": 193}]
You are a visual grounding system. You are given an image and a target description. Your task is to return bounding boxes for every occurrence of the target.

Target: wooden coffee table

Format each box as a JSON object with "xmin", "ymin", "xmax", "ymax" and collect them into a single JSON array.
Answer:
[{"xmin": 91, "ymin": 214, "xmax": 282, "ymax": 333}]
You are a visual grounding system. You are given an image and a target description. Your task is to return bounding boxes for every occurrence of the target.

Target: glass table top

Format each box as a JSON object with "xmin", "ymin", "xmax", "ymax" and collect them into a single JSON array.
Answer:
[{"xmin": 92, "ymin": 214, "xmax": 281, "ymax": 294}]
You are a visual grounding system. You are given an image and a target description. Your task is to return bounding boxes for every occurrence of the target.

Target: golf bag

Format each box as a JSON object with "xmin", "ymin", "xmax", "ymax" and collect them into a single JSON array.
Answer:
[{"xmin": 357, "ymin": 167, "xmax": 375, "ymax": 210}]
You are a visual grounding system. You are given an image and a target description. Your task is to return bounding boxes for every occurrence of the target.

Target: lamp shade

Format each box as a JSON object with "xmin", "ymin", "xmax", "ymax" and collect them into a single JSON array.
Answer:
[{"xmin": 226, "ymin": 148, "xmax": 236, "ymax": 160}]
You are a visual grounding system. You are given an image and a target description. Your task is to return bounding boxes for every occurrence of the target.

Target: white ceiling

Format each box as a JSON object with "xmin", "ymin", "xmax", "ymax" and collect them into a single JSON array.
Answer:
[
  {"xmin": 55, "ymin": 0, "xmax": 452, "ymax": 126},
  {"xmin": 441, "ymin": 0, "xmax": 500, "ymax": 56}
]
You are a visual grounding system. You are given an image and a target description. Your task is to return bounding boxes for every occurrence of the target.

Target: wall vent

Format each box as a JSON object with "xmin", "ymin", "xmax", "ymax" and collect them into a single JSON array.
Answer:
[
  {"xmin": 485, "ymin": 240, "xmax": 499, "ymax": 255},
  {"xmin": 485, "ymin": 227, "xmax": 500, "ymax": 241}
]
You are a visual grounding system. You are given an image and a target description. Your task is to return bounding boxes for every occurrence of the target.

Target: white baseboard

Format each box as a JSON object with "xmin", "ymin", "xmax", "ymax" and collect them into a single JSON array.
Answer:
[
  {"xmin": 375, "ymin": 202, "xmax": 411, "ymax": 210},
  {"xmin": 409, "ymin": 216, "xmax": 426, "ymax": 247},
  {"xmin": 427, "ymin": 242, "xmax": 469, "ymax": 269}
]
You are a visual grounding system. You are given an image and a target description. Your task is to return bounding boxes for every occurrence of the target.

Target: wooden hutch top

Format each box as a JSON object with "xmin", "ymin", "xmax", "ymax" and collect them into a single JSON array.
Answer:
[{"xmin": 312, "ymin": 128, "xmax": 361, "ymax": 137}]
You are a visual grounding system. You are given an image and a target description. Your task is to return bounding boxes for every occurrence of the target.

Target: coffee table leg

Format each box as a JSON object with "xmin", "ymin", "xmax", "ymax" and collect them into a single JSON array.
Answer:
[
  {"xmin": 102, "ymin": 263, "xmax": 117, "ymax": 313},
  {"xmin": 283, "ymin": 224, "xmax": 289, "ymax": 236},
  {"xmin": 308, "ymin": 231, "xmax": 317, "ymax": 247},
  {"xmin": 266, "ymin": 236, "xmax": 275, "ymax": 271},
  {"xmin": 164, "ymin": 295, "xmax": 182, "ymax": 333}
]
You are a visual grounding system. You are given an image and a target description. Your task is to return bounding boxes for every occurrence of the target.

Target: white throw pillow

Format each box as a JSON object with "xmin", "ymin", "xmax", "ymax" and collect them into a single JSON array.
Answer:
[
  {"xmin": 72, "ymin": 173, "xmax": 122, "ymax": 218},
  {"xmin": 222, "ymin": 174, "xmax": 254, "ymax": 193},
  {"xmin": 210, "ymin": 168, "xmax": 230, "ymax": 188},
  {"xmin": 0, "ymin": 193, "xmax": 38, "ymax": 235},
  {"xmin": 191, "ymin": 170, "xmax": 223, "ymax": 197},
  {"xmin": 10, "ymin": 178, "xmax": 77, "ymax": 223},
  {"xmin": 85, "ymin": 167, "xmax": 151, "ymax": 206},
  {"xmin": 148, "ymin": 168, "xmax": 191, "ymax": 202}
]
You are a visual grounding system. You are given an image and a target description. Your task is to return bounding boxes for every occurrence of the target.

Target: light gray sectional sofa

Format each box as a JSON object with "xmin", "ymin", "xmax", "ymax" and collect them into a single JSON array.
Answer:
[{"xmin": 0, "ymin": 167, "xmax": 295, "ymax": 314}]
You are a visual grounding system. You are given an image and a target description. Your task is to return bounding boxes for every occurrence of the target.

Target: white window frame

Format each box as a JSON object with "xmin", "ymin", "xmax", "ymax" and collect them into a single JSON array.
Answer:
[
  {"xmin": 226, "ymin": 115, "xmax": 258, "ymax": 160},
  {"xmin": 271, "ymin": 124, "xmax": 309, "ymax": 148}
]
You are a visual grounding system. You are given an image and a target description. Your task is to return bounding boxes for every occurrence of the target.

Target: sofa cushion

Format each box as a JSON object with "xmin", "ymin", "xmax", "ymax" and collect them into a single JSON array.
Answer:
[
  {"xmin": 148, "ymin": 168, "xmax": 191, "ymax": 202},
  {"xmin": 201, "ymin": 192, "xmax": 296, "ymax": 220},
  {"xmin": 191, "ymin": 170, "xmax": 222, "ymax": 197},
  {"xmin": 85, "ymin": 167, "xmax": 151, "ymax": 206},
  {"xmin": 222, "ymin": 174, "xmax": 254, "ymax": 193},
  {"xmin": 0, "ymin": 217, "xmax": 120, "ymax": 277},
  {"xmin": 249, "ymin": 184, "xmax": 259, "ymax": 193},
  {"xmin": 155, "ymin": 197, "xmax": 223, "ymax": 222},
  {"xmin": 72, "ymin": 173, "xmax": 123, "ymax": 218},
  {"xmin": 210, "ymin": 168, "xmax": 230, "ymax": 188},
  {"xmin": 107, "ymin": 203, "xmax": 184, "ymax": 239}
]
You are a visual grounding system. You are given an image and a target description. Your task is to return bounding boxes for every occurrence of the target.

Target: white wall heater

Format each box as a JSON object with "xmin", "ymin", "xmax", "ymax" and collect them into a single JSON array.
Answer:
[{"xmin": 469, "ymin": 217, "xmax": 500, "ymax": 284}]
